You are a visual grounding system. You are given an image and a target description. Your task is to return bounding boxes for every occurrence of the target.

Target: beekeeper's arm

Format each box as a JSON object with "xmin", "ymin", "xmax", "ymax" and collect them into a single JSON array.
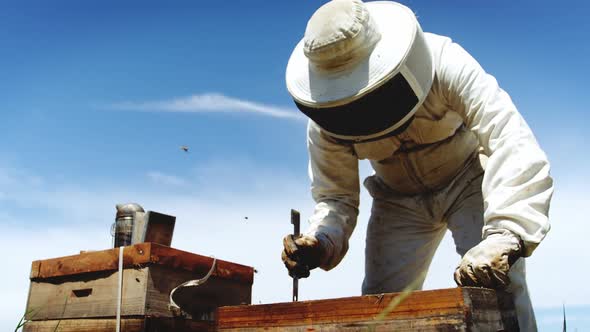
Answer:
[
  {"xmin": 438, "ymin": 38, "xmax": 554, "ymax": 287},
  {"xmin": 282, "ymin": 120, "xmax": 359, "ymax": 277}
]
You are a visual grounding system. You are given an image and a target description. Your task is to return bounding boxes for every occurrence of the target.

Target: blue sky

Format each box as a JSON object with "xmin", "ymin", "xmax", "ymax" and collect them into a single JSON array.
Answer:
[{"xmin": 1, "ymin": 1, "xmax": 589, "ymax": 331}]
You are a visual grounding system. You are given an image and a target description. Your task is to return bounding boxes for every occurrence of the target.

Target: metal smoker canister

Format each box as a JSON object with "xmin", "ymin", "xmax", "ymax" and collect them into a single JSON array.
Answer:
[{"xmin": 113, "ymin": 203, "xmax": 145, "ymax": 247}]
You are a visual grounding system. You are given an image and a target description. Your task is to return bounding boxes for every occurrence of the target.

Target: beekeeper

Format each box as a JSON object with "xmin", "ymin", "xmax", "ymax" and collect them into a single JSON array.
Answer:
[{"xmin": 280, "ymin": 0, "xmax": 553, "ymax": 330}]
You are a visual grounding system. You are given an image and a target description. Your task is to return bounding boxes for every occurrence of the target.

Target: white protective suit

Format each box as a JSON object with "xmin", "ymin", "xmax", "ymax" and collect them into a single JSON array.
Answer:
[{"xmin": 304, "ymin": 33, "xmax": 553, "ymax": 331}]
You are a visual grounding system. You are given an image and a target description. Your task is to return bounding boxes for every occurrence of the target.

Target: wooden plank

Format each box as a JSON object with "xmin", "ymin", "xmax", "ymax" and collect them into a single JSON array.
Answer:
[
  {"xmin": 30, "ymin": 261, "xmax": 41, "ymax": 279},
  {"xmin": 217, "ymin": 317, "xmax": 468, "ymax": 332},
  {"xmin": 217, "ymin": 288, "xmax": 465, "ymax": 330},
  {"xmin": 30, "ymin": 243, "xmax": 152, "ymax": 279},
  {"xmin": 23, "ymin": 317, "xmax": 214, "ymax": 332},
  {"xmin": 150, "ymin": 244, "xmax": 254, "ymax": 284},
  {"xmin": 26, "ymin": 268, "xmax": 148, "ymax": 320},
  {"xmin": 23, "ymin": 318, "xmax": 144, "ymax": 332},
  {"xmin": 216, "ymin": 288, "xmax": 516, "ymax": 331},
  {"xmin": 27, "ymin": 264, "xmax": 253, "ymax": 321},
  {"xmin": 30, "ymin": 243, "xmax": 254, "ymax": 285},
  {"xmin": 465, "ymin": 287, "xmax": 519, "ymax": 331}
]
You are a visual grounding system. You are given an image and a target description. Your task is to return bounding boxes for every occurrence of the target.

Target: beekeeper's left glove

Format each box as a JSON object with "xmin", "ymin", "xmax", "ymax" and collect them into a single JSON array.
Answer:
[{"xmin": 454, "ymin": 230, "xmax": 523, "ymax": 289}]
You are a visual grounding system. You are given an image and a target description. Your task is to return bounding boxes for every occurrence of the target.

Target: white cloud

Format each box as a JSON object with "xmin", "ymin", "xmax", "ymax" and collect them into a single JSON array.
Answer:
[
  {"xmin": 146, "ymin": 171, "xmax": 188, "ymax": 187},
  {"xmin": 0, "ymin": 167, "xmax": 43, "ymax": 188},
  {"xmin": 108, "ymin": 93, "xmax": 305, "ymax": 121}
]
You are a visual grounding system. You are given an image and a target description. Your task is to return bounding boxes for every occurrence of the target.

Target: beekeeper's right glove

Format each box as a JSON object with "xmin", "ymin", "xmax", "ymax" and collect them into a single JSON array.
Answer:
[{"xmin": 281, "ymin": 234, "xmax": 329, "ymax": 278}]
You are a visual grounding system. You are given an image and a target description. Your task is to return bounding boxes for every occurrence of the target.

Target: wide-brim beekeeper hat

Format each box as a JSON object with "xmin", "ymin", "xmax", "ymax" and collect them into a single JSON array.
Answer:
[{"xmin": 286, "ymin": 0, "xmax": 434, "ymax": 142}]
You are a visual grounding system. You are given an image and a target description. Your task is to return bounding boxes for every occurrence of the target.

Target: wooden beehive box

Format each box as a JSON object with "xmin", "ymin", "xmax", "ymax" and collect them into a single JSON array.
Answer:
[
  {"xmin": 24, "ymin": 243, "xmax": 253, "ymax": 332},
  {"xmin": 216, "ymin": 287, "xmax": 518, "ymax": 331}
]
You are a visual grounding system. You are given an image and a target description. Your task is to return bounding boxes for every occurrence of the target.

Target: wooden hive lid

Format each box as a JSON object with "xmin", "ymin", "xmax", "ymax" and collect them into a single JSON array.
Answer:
[{"xmin": 29, "ymin": 242, "xmax": 254, "ymax": 284}]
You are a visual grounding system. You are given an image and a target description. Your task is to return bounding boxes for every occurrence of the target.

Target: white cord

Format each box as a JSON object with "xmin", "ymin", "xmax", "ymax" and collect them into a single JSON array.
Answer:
[{"xmin": 116, "ymin": 246, "xmax": 124, "ymax": 332}]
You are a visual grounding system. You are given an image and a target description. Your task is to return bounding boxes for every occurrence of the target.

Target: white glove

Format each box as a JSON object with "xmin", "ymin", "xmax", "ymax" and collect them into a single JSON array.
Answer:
[{"xmin": 454, "ymin": 230, "xmax": 523, "ymax": 289}]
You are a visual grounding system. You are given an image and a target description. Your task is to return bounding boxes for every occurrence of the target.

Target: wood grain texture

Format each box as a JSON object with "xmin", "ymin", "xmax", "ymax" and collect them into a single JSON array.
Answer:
[
  {"xmin": 29, "ymin": 243, "xmax": 254, "ymax": 285},
  {"xmin": 22, "ymin": 317, "xmax": 214, "ymax": 332},
  {"xmin": 30, "ymin": 243, "xmax": 152, "ymax": 280},
  {"xmin": 30, "ymin": 261, "xmax": 41, "ymax": 279},
  {"xmin": 150, "ymin": 245, "xmax": 254, "ymax": 284},
  {"xmin": 216, "ymin": 288, "xmax": 516, "ymax": 332},
  {"xmin": 465, "ymin": 287, "xmax": 519, "ymax": 331},
  {"xmin": 24, "ymin": 287, "xmax": 516, "ymax": 331},
  {"xmin": 218, "ymin": 288, "xmax": 464, "ymax": 328},
  {"xmin": 26, "ymin": 262, "xmax": 253, "ymax": 321},
  {"xmin": 26, "ymin": 268, "xmax": 148, "ymax": 320}
]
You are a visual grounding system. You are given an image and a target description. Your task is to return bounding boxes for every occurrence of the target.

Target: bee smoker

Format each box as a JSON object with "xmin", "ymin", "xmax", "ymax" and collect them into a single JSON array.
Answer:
[{"xmin": 112, "ymin": 203, "xmax": 145, "ymax": 247}]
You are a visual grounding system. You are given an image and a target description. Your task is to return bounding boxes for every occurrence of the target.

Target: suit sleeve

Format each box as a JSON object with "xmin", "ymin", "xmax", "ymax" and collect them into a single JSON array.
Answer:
[
  {"xmin": 438, "ymin": 39, "xmax": 553, "ymax": 256},
  {"xmin": 305, "ymin": 120, "xmax": 360, "ymax": 270}
]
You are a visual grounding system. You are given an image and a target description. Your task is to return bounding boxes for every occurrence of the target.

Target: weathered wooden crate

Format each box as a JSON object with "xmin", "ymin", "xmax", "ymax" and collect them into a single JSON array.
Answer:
[
  {"xmin": 24, "ymin": 243, "xmax": 253, "ymax": 332},
  {"xmin": 22, "ymin": 318, "xmax": 214, "ymax": 332},
  {"xmin": 216, "ymin": 287, "xmax": 518, "ymax": 331}
]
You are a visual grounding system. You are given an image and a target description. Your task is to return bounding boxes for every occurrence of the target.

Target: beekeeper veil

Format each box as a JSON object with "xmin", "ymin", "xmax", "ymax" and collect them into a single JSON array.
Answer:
[{"xmin": 286, "ymin": 0, "xmax": 434, "ymax": 142}]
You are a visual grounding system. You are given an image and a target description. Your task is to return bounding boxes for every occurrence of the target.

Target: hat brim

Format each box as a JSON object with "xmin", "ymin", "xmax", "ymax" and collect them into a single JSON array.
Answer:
[{"xmin": 286, "ymin": 1, "xmax": 419, "ymax": 107}]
